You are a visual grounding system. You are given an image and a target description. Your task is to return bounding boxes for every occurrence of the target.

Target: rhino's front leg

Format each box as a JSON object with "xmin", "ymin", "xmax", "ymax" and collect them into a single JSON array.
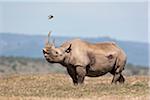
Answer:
[
  {"xmin": 67, "ymin": 67, "xmax": 78, "ymax": 85},
  {"xmin": 76, "ymin": 66, "xmax": 86, "ymax": 84}
]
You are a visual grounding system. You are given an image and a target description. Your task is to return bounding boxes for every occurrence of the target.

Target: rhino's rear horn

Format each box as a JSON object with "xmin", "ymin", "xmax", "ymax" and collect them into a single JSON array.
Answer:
[{"xmin": 52, "ymin": 38, "xmax": 55, "ymax": 46}]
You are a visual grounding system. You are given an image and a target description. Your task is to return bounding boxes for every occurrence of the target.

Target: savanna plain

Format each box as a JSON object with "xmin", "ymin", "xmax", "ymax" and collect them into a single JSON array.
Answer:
[{"xmin": 0, "ymin": 57, "xmax": 149, "ymax": 100}]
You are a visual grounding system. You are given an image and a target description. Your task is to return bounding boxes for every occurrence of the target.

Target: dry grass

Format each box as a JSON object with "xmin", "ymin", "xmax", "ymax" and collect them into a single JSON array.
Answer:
[{"xmin": 0, "ymin": 74, "xmax": 149, "ymax": 100}]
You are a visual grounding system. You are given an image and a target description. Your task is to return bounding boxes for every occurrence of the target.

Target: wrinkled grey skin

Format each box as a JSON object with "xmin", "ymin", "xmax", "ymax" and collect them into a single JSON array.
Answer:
[{"xmin": 43, "ymin": 32, "xmax": 127, "ymax": 85}]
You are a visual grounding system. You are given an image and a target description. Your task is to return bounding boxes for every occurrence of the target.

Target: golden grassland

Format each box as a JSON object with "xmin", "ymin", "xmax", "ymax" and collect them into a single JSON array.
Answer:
[{"xmin": 0, "ymin": 74, "xmax": 149, "ymax": 100}]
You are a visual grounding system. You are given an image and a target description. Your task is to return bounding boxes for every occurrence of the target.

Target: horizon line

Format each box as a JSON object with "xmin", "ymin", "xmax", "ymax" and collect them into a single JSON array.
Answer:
[{"xmin": 0, "ymin": 32, "xmax": 149, "ymax": 44}]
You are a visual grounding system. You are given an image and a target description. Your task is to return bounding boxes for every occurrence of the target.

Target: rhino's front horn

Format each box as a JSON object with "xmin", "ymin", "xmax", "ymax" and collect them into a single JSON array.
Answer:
[
  {"xmin": 46, "ymin": 31, "xmax": 51, "ymax": 44},
  {"xmin": 45, "ymin": 31, "xmax": 56, "ymax": 48}
]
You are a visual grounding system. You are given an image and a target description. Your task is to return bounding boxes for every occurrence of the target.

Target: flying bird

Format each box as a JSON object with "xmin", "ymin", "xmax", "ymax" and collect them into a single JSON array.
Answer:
[{"xmin": 48, "ymin": 15, "xmax": 54, "ymax": 20}]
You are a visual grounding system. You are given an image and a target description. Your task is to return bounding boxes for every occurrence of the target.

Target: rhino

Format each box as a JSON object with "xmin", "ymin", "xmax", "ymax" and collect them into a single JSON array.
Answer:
[{"xmin": 43, "ymin": 32, "xmax": 127, "ymax": 85}]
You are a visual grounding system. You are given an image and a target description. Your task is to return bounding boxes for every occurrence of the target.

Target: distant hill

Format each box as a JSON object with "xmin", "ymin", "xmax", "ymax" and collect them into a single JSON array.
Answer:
[
  {"xmin": 0, "ymin": 56, "xmax": 148, "ymax": 75},
  {"xmin": 0, "ymin": 33, "xmax": 149, "ymax": 67}
]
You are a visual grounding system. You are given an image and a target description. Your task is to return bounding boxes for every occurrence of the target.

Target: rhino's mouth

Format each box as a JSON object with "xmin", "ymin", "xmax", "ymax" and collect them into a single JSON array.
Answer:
[{"xmin": 43, "ymin": 49, "xmax": 50, "ymax": 59}]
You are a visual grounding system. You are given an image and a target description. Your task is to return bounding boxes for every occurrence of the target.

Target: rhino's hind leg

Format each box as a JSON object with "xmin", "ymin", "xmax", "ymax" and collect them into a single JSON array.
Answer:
[
  {"xmin": 111, "ymin": 72, "xmax": 125, "ymax": 84},
  {"xmin": 76, "ymin": 66, "xmax": 86, "ymax": 84},
  {"xmin": 111, "ymin": 59, "xmax": 126, "ymax": 84},
  {"xmin": 111, "ymin": 73, "xmax": 121, "ymax": 84},
  {"xmin": 67, "ymin": 67, "xmax": 78, "ymax": 85},
  {"xmin": 118, "ymin": 74, "xmax": 125, "ymax": 83}
]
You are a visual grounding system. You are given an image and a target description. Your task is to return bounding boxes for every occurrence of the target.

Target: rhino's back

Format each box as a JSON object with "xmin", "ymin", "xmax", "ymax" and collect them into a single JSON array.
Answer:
[
  {"xmin": 61, "ymin": 38, "xmax": 126, "ymax": 67},
  {"xmin": 62, "ymin": 39, "xmax": 119, "ymax": 50}
]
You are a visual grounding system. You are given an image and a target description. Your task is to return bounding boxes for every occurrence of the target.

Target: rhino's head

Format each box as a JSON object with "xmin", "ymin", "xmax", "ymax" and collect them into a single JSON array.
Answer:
[{"xmin": 43, "ymin": 32, "xmax": 71, "ymax": 63}]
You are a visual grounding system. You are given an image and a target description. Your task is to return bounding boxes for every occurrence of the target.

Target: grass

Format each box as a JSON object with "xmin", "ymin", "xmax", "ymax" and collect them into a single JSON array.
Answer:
[{"xmin": 0, "ymin": 74, "xmax": 149, "ymax": 100}]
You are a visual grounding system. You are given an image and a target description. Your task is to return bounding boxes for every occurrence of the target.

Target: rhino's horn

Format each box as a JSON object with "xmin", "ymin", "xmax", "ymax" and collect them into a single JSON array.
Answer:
[
  {"xmin": 45, "ymin": 31, "xmax": 55, "ymax": 48},
  {"xmin": 45, "ymin": 31, "xmax": 51, "ymax": 46}
]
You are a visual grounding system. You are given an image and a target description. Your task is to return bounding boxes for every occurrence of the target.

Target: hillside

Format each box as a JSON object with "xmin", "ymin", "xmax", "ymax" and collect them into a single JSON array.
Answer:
[
  {"xmin": 0, "ymin": 56, "xmax": 148, "ymax": 76},
  {"xmin": 0, "ymin": 33, "xmax": 149, "ymax": 66}
]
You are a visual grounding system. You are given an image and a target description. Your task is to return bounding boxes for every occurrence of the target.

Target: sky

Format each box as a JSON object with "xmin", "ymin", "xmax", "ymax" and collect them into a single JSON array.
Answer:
[{"xmin": 0, "ymin": 0, "xmax": 148, "ymax": 43}]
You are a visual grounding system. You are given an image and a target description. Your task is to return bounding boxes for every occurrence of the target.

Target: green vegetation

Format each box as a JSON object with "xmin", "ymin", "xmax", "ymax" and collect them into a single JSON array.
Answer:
[{"xmin": 0, "ymin": 56, "xmax": 148, "ymax": 75}]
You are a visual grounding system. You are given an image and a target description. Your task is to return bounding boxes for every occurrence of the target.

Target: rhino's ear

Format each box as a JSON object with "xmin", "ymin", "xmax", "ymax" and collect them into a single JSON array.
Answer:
[{"xmin": 65, "ymin": 44, "xmax": 72, "ymax": 53}]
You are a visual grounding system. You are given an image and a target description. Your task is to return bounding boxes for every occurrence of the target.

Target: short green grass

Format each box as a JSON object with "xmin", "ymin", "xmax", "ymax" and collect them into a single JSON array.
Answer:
[{"xmin": 0, "ymin": 74, "xmax": 149, "ymax": 100}]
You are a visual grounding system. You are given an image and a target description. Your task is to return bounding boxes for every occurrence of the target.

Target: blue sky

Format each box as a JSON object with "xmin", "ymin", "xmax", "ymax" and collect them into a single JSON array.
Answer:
[{"xmin": 0, "ymin": 1, "xmax": 148, "ymax": 43}]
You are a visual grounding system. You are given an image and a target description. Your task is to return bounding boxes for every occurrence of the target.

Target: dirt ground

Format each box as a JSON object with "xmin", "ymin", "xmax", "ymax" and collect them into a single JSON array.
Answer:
[{"xmin": 0, "ymin": 74, "xmax": 149, "ymax": 100}]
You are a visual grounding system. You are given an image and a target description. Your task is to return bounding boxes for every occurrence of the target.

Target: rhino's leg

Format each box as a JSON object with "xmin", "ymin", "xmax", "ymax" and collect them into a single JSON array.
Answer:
[
  {"xmin": 118, "ymin": 74, "xmax": 125, "ymax": 83},
  {"xmin": 111, "ymin": 70, "xmax": 125, "ymax": 84},
  {"xmin": 76, "ymin": 66, "xmax": 86, "ymax": 84},
  {"xmin": 111, "ymin": 72, "xmax": 121, "ymax": 84},
  {"xmin": 67, "ymin": 67, "xmax": 78, "ymax": 85}
]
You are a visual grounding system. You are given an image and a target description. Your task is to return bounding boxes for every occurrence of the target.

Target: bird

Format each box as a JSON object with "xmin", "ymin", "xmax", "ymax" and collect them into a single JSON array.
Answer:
[{"xmin": 48, "ymin": 15, "xmax": 54, "ymax": 20}]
